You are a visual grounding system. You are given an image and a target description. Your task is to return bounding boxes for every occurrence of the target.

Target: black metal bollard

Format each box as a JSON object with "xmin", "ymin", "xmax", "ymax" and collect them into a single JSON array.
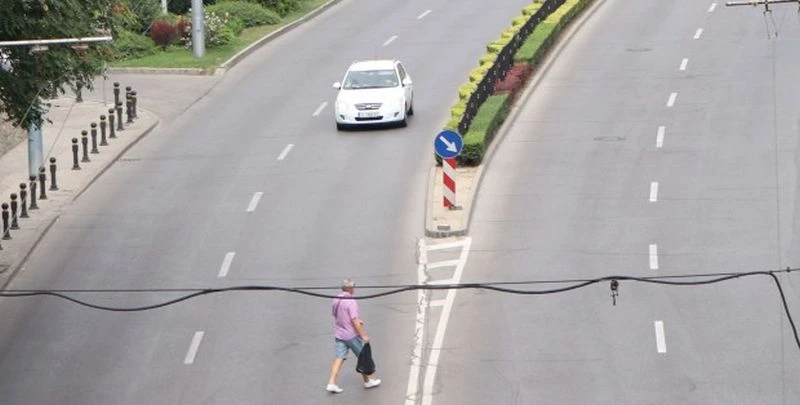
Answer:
[
  {"xmin": 9, "ymin": 194, "xmax": 19, "ymax": 229},
  {"xmin": 131, "ymin": 90, "xmax": 138, "ymax": 119},
  {"xmin": 116, "ymin": 102, "xmax": 124, "ymax": 131},
  {"xmin": 2, "ymin": 203, "xmax": 10, "ymax": 240},
  {"xmin": 71, "ymin": 138, "xmax": 80, "ymax": 170},
  {"xmin": 81, "ymin": 130, "xmax": 90, "ymax": 162},
  {"xmin": 113, "ymin": 82, "xmax": 120, "ymax": 106},
  {"xmin": 49, "ymin": 157, "xmax": 58, "ymax": 191},
  {"xmin": 90, "ymin": 122, "xmax": 99, "ymax": 154},
  {"xmin": 108, "ymin": 108, "xmax": 117, "ymax": 138},
  {"xmin": 29, "ymin": 176, "xmax": 38, "ymax": 210},
  {"xmin": 76, "ymin": 81, "xmax": 84, "ymax": 103},
  {"xmin": 38, "ymin": 166, "xmax": 47, "ymax": 200},
  {"xmin": 99, "ymin": 115, "xmax": 108, "ymax": 145},
  {"xmin": 19, "ymin": 183, "xmax": 28, "ymax": 219},
  {"xmin": 126, "ymin": 93, "xmax": 134, "ymax": 124}
]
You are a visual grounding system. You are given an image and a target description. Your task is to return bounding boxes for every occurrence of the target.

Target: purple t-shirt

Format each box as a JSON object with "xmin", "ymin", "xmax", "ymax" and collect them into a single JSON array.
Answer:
[{"xmin": 332, "ymin": 291, "xmax": 360, "ymax": 340}]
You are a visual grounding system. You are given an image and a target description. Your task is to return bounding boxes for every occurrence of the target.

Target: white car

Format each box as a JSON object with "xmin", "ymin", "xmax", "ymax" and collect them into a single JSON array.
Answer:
[{"xmin": 333, "ymin": 59, "xmax": 413, "ymax": 130}]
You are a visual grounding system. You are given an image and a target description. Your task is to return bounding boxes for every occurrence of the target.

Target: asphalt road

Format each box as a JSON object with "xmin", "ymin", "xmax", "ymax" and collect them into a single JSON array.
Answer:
[
  {"xmin": 0, "ymin": 0, "xmax": 535, "ymax": 404},
  {"xmin": 429, "ymin": 0, "xmax": 800, "ymax": 404}
]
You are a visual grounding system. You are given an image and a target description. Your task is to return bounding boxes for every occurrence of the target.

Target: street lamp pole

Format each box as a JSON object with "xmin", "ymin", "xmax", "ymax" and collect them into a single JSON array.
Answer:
[
  {"xmin": 191, "ymin": 0, "xmax": 206, "ymax": 58},
  {"xmin": 0, "ymin": 35, "xmax": 113, "ymax": 178}
]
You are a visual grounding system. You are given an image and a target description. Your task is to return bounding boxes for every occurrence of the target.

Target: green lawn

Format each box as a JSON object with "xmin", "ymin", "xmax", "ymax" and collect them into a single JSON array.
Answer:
[{"xmin": 111, "ymin": 0, "xmax": 329, "ymax": 71}]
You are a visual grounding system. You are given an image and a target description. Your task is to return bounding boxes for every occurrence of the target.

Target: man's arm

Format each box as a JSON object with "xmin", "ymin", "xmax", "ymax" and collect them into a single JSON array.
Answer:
[{"xmin": 351, "ymin": 317, "xmax": 369, "ymax": 343}]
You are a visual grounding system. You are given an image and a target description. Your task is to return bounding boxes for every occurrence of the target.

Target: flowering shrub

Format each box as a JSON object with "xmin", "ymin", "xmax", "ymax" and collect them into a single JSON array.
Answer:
[{"xmin": 180, "ymin": 10, "xmax": 236, "ymax": 48}]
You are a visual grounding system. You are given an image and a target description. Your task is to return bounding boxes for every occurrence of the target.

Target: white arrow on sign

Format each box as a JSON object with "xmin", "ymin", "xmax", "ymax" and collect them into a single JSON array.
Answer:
[{"xmin": 438, "ymin": 135, "xmax": 458, "ymax": 153}]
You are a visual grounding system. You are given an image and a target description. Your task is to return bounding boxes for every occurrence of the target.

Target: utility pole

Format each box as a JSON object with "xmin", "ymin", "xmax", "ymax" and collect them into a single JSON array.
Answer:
[
  {"xmin": 0, "ymin": 36, "xmax": 113, "ymax": 178},
  {"xmin": 162, "ymin": 0, "xmax": 168, "ymax": 14},
  {"xmin": 191, "ymin": 0, "xmax": 206, "ymax": 58}
]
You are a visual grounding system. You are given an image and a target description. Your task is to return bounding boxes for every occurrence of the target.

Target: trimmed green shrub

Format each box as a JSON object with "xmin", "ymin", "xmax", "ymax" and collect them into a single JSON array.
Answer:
[
  {"xmin": 479, "ymin": 53, "xmax": 497, "ymax": 66},
  {"xmin": 458, "ymin": 82, "xmax": 477, "ymax": 100},
  {"xmin": 513, "ymin": 22, "xmax": 557, "ymax": 64},
  {"xmin": 468, "ymin": 64, "xmax": 491, "ymax": 83},
  {"xmin": 206, "ymin": 1, "xmax": 280, "ymax": 27},
  {"xmin": 459, "ymin": 95, "xmax": 509, "ymax": 166},
  {"xmin": 257, "ymin": 0, "xmax": 302, "ymax": 16},
  {"xmin": 522, "ymin": 3, "xmax": 542, "ymax": 16},
  {"xmin": 113, "ymin": 29, "xmax": 157, "ymax": 60}
]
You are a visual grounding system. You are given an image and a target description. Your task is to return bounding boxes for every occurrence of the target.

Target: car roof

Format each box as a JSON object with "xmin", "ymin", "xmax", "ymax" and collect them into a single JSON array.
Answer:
[{"xmin": 348, "ymin": 59, "xmax": 397, "ymax": 71}]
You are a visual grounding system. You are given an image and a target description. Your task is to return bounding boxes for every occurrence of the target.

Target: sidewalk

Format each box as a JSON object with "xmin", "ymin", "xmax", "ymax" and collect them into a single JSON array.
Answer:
[{"xmin": 0, "ymin": 91, "xmax": 158, "ymax": 288}]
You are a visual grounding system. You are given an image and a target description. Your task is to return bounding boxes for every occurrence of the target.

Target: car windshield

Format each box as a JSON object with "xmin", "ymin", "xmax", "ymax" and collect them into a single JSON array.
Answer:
[{"xmin": 342, "ymin": 69, "xmax": 399, "ymax": 89}]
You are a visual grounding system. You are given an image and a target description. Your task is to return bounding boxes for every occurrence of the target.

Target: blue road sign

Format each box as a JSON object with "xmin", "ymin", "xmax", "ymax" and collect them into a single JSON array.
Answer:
[{"xmin": 434, "ymin": 130, "xmax": 463, "ymax": 159}]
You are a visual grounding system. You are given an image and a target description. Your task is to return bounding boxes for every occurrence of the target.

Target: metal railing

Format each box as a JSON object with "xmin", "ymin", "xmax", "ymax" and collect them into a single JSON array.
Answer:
[{"xmin": 457, "ymin": 0, "xmax": 565, "ymax": 135}]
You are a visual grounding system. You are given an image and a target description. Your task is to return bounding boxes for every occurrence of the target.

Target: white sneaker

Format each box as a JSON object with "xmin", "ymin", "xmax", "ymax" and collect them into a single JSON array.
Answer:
[
  {"xmin": 326, "ymin": 384, "xmax": 343, "ymax": 393},
  {"xmin": 364, "ymin": 378, "xmax": 381, "ymax": 389}
]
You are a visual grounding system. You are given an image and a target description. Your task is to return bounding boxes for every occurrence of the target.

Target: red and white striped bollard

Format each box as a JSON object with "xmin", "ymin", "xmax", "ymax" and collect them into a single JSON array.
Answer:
[{"xmin": 443, "ymin": 158, "xmax": 456, "ymax": 208}]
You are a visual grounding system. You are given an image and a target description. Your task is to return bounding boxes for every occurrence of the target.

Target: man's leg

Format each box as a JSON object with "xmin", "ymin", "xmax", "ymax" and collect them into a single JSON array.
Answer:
[{"xmin": 328, "ymin": 358, "xmax": 344, "ymax": 385}]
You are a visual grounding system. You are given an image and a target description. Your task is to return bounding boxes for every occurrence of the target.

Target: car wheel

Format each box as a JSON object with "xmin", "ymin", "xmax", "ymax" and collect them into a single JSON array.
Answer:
[
  {"xmin": 398, "ymin": 116, "xmax": 408, "ymax": 128},
  {"xmin": 336, "ymin": 122, "xmax": 345, "ymax": 131},
  {"xmin": 408, "ymin": 102, "xmax": 414, "ymax": 116}
]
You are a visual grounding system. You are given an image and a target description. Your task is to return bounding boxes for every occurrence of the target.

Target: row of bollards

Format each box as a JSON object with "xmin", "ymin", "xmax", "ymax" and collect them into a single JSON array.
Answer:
[{"xmin": 1, "ymin": 82, "xmax": 139, "ymax": 251}]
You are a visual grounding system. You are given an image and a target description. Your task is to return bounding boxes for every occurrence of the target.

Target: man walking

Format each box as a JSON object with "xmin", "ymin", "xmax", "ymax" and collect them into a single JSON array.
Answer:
[{"xmin": 326, "ymin": 278, "xmax": 381, "ymax": 393}]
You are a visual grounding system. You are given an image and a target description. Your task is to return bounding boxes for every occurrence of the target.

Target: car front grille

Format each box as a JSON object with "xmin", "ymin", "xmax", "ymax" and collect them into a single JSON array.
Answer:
[
  {"xmin": 354, "ymin": 116, "xmax": 383, "ymax": 121},
  {"xmin": 355, "ymin": 103, "xmax": 382, "ymax": 110}
]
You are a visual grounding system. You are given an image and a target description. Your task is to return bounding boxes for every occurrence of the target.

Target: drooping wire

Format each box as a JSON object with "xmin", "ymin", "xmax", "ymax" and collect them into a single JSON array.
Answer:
[{"xmin": 1, "ymin": 267, "xmax": 798, "ymax": 351}]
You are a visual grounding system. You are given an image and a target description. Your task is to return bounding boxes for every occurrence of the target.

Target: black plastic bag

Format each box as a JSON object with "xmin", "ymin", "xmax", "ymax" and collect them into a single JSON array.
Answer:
[{"xmin": 356, "ymin": 342, "xmax": 376, "ymax": 375}]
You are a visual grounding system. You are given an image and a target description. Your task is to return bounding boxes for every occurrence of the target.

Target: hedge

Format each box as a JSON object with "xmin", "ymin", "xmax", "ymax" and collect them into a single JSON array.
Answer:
[
  {"xmin": 513, "ymin": 22, "xmax": 558, "ymax": 64},
  {"xmin": 459, "ymin": 95, "xmax": 509, "ymax": 166},
  {"xmin": 207, "ymin": 1, "xmax": 281, "ymax": 27}
]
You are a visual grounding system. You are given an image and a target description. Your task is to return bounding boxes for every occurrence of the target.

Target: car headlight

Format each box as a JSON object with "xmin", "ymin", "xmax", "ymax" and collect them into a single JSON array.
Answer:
[{"xmin": 336, "ymin": 100, "xmax": 350, "ymax": 113}]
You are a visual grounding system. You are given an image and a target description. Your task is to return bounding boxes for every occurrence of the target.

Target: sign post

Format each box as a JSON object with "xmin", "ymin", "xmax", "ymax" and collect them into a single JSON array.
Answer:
[{"xmin": 434, "ymin": 130, "xmax": 464, "ymax": 209}]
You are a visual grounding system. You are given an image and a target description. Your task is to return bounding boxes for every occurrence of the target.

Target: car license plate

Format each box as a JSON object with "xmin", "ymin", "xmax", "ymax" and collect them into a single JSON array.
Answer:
[{"xmin": 358, "ymin": 111, "xmax": 380, "ymax": 118}]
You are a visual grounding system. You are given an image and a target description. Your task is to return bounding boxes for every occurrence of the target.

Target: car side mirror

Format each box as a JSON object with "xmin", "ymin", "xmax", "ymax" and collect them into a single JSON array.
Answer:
[
  {"xmin": 333, "ymin": 82, "xmax": 341, "ymax": 90},
  {"xmin": 402, "ymin": 78, "xmax": 412, "ymax": 87}
]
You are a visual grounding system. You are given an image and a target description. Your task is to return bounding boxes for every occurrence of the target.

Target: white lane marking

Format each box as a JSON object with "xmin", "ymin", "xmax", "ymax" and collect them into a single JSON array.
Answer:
[
  {"xmin": 656, "ymin": 126, "xmax": 665, "ymax": 148},
  {"xmin": 429, "ymin": 299, "xmax": 447, "ymax": 307},
  {"xmin": 406, "ymin": 244, "xmax": 430, "ymax": 405},
  {"xmin": 217, "ymin": 252, "xmax": 236, "ymax": 278},
  {"xmin": 246, "ymin": 192, "xmax": 263, "ymax": 212},
  {"xmin": 277, "ymin": 144, "xmax": 294, "ymax": 161},
  {"xmin": 649, "ymin": 182, "xmax": 659, "ymax": 202},
  {"xmin": 417, "ymin": 239, "xmax": 428, "ymax": 265},
  {"xmin": 694, "ymin": 28, "xmax": 704, "ymax": 39},
  {"xmin": 667, "ymin": 92, "xmax": 677, "ymax": 107},
  {"xmin": 426, "ymin": 259, "xmax": 461, "ymax": 270},
  {"xmin": 421, "ymin": 237, "xmax": 472, "ymax": 405},
  {"xmin": 383, "ymin": 35, "xmax": 398, "ymax": 47},
  {"xmin": 312, "ymin": 101, "xmax": 327, "ymax": 117},
  {"xmin": 426, "ymin": 240, "xmax": 467, "ymax": 252},
  {"xmin": 708, "ymin": 2, "xmax": 717, "ymax": 12},
  {"xmin": 649, "ymin": 244, "xmax": 659, "ymax": 270},
  {"xmin": 417, "ymin": 9, "xmax": 432, "ymax": 19},
  {"xmin": 184, "ymin": 331, "xmax": 205, "ymax": 364},
  {"xmin": 679, "ymin": 58, "xmax": 688, "ymax": 71},
  {"xmin": 654, "ymin": 321, "xmax": 667, "ymax": 353}
]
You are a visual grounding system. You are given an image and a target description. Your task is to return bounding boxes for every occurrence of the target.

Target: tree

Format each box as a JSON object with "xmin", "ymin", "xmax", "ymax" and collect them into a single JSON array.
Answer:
[{"xmin": 0, "ymin": 0, "xmax": 114, "ymax": 130}]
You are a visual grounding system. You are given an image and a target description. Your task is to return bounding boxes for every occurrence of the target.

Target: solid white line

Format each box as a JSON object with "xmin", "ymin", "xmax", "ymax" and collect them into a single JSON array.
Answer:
[
  {"xmin": 694, "ymin": 28, "xmax": 704, "ymax": 39},
  {"xmin": 417, "ymin": 239, "xmax": 428, "ymax": 265},
  {"xmin": 184, "ymin": 331, "xmax": 205, "ymax": 364},
  {"xmin": 708, "ymin": 3, "xmax": 717, "ymax": 12},
  {"xmin": 656, "ymin": 126, "xmax": 665, "ymax": 148},
  {"xmin": 649, "ymin": 182, "xmax": 659, "ymax": 202},
  {"xmin": 383, "ymin": 35, "xmax": 398, "ymax": 47},
  {"xmin": 654, "ymin": 321, "xmax": 667, "ymax": 353},
  {"xmin": 679, "ymin": 58, "xmax": 688, "ymax": 71},
  {"xmin": 426, "ymin": 259, "xmax": 461, "ymax": 270},
  {"xmin": 417, "ymin": 9, "xmax": 431, "ymax": 19},
  {"xmin": 246, "ymin": 192, "xmax": 263, "ymax": 212},
  {"xmin": 649, "ymin": 244, "xmax": 659, "ymax": 270},
  {"xmin": 277, "ymin": 144, "xmax": 294, "ymax": 160},
  {"xmin": 667, "ymin": 92, "xmax": 677, "ymax": 107},
  {"xmin": 217, "ymin": 252, "xmax": 236, "ymax": 278},
  {"xmin": 405, "ymin": 241, "xmax": 430, "ymax": 405},
  {"xmin": 312, "ymin": 101, "xmax": 327, "ymax": 117},
  {"xmin": 421, "ymin": 237, "xmax": 472, "ymax": 405}
]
